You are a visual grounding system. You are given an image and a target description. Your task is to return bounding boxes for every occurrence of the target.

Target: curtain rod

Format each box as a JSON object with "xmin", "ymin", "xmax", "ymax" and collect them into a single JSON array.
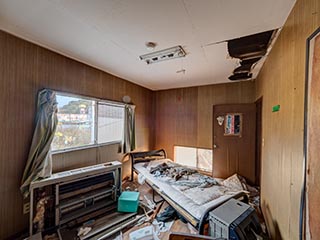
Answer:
[{"xmin": 49, "ymin": 89, "xmax": 135, "ymax": 107}]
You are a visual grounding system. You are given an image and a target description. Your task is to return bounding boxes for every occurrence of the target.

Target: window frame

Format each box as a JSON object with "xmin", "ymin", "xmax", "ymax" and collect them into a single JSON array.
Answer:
[
  {"xmin": 96, "ymin": 101, "xmax": 125, "ymax": 145},
  {"xmin": 52, "ymin": 91, "xmax": 127, "ymax": 154}
]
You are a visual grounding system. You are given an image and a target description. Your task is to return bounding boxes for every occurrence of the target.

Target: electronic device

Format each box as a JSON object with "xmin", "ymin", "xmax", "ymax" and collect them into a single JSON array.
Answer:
[{"xmin": 209, "ymin": 198, "xmax": 262, "ymax": 240}]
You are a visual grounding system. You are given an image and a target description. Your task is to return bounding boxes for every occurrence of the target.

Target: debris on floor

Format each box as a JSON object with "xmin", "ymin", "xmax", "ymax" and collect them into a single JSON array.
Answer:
[
  {"xmin": 77, "ymin": 226, "xmax": 92, "ymax": 237},
  {"xmin": 43, "ymin": 233, "xmax": 59, "ymax": 240},
  {"xmin": 156, "ymin": 205, "xmax": 187, "ymax": 223},
  {"xmin": 152, "ymin": 219, "xmax": 174, "ymax": 233},
  {"xmin": 129, "ymin": 225, "xmax": 159, "ymax": 240}
]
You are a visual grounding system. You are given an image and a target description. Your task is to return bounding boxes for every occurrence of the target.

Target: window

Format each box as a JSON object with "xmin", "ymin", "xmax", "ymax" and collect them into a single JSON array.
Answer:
[
  {"xmin": 174, "ymin": 146, "xmax": 213, "ymax": 172},
  {"xmin": 52, "ymin": 93, "xmax": 125, "ymax": 152},
  {"xmin": 97, "ymin": 103, "xmax": 124, "ymax": 144}
]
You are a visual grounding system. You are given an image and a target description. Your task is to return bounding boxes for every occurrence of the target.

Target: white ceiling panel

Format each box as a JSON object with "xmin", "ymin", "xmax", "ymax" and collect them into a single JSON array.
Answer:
[{"xmin": 0, "ymin": 0, "xmax": 296, "ymax": 90}]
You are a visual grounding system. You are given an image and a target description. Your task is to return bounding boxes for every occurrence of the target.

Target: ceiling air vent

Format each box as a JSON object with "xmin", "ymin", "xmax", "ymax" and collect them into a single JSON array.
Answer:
[{"xmin": 139, "ymin": 45, "xmax": 186, "ymax": 64}]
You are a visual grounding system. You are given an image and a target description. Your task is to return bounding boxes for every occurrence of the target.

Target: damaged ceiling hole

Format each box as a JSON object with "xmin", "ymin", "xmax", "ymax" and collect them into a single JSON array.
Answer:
[
  {"xmin": 227, "ymin": 30, "xmax": 277, "ymax": 81},
  {"xmin": 229, "ymin": 72, "xmax": 253, "ymax": 81}
]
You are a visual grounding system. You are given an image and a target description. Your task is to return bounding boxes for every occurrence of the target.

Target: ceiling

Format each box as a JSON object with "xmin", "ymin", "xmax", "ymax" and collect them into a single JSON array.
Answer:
[{"xmin": 0, "ymin": 0, "xmax": 296, "ymax": 90}]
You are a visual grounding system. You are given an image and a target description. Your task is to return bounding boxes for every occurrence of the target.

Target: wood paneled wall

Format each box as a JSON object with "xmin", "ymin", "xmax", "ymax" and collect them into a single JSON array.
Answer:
[
  {"xmin": 0, "ymin": 30, "xmax": 154, "ymax": 239},
  {"xmin": 154, "ymin": 82, "xmax": 255, "ymax": 159},
  {"xmin": 255, "ymin": 0, "xmax": 320, "ymax": 239},
  {"xmin": 1, "ymin": 1, "xmax": 319, "ymax": 238}
]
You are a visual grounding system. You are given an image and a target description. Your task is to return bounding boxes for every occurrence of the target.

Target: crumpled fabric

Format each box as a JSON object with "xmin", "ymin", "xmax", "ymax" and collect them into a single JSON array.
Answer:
[
  {"xmin": 20, "ymin": 89, "xmax": 58, "ymax": 198},
  {"xmin": 149, "ymin": 162, "xmax": 218, "ymax": 188}
]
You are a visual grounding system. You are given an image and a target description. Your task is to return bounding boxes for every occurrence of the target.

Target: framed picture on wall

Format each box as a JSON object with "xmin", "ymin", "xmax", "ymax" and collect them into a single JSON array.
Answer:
[
  {"xmin": 302, "ymin": 26, "xmax": 320, "ymax": 239},
  {"xmin": 224, "ymin": 113, "xmax": 242, "ymax": 136}
]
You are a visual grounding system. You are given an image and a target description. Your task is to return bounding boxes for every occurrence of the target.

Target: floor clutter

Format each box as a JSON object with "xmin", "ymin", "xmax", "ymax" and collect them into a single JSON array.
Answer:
[
  {"xmin": 28, "ymin": 164, "xmax": 267, "ymax": 240},
  {"xmin": 27, "ymin": 176, "xmax": 268, "ymax": 240}
]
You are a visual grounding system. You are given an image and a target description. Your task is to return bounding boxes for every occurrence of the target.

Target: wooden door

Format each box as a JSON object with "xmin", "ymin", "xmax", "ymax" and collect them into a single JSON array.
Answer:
[{"xmin": 212, "ymin": 104, "xmax": 256, "ymax": 184}]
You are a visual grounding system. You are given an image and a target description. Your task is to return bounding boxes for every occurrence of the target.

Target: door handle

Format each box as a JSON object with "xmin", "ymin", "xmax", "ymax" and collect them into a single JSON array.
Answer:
[{"xmin": 213, "ymin": 144, "xmax": 218, "ymax": 149}]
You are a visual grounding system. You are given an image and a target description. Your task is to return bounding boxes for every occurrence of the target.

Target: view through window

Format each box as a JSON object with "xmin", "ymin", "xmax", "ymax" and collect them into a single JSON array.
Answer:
[
  {"xmin": 52, "ymin": 93, "xmax": 125, "ymax": 151},
  {"xmin": 97, "ymin": 103, "xmax": 124, "ymax": 144},
  {"xmin": 174, "ymin": 146, "xmax": 213, "ymax": 172}
]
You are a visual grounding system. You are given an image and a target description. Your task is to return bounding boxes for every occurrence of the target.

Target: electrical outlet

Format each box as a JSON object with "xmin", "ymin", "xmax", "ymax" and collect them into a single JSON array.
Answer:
[{"xmin": 23, "ymin": 202, "xmax": 30, "ymax": 214}]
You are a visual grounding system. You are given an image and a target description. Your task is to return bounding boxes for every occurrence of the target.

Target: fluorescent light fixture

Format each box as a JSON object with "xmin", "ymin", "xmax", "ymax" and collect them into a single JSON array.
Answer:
[{"xmin": 139, "ymin": 45, "xmax": 186, "ymax": 64}]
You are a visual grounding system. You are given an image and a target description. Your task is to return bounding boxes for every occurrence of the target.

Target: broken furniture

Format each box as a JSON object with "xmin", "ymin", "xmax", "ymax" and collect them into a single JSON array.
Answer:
[
  {"xmin": 126, "ymin": 149, "xmax": 249, "ymax": 235},
  {"xmin": 29, "ymin": 161, "xmax": 122, "ymax": 238}
]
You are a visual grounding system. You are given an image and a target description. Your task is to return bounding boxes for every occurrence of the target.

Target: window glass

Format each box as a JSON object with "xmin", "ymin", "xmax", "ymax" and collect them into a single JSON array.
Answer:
[
  {"xmin": 97, "ymin": 103, "xmax": 124, "ymax": 144},
  {"xmin": 175, "ymin": 146, "xmax": 197, "ymax": 168},
  {"xmin": 52, "ymin": 95, "xmax": 95, "ymax": 151},
  {"xmin": 197, "ymin": 148, "xmax": 213, "ymax": 171},
  {"xmin": 174, "ymin": 146, "xmax": 212, "ymax": 172},
  {"xmin": 52, "ymin": 93, "xmax": 126, "ymax": 152}
]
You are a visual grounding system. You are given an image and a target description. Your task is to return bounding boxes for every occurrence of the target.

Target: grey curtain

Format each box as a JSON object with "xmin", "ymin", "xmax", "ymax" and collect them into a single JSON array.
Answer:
[
  {"xmin": 20, "ymin": 89, "xmax": 58, "ymax": 198},
  {"xmin": 120, "ymin": 104, "xmax": 136, "ymax": 153}
]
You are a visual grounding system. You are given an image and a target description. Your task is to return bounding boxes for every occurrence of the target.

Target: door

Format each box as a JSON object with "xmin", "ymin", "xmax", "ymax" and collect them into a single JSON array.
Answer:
[{"xmin": 212, "ymin": 104, "xmax": 256, "ymax": 184}]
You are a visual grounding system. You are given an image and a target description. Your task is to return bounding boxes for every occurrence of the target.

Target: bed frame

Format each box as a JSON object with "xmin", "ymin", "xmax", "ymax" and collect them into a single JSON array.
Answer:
[{"xmin": 128, "ymin": 149, "xmax": 248, "ymax": 235}]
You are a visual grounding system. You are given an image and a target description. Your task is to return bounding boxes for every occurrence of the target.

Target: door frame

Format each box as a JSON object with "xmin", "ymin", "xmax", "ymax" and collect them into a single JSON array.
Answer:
[{"xmin": 255, "ymin": 97, "xmax": 263, "ymax": 186}]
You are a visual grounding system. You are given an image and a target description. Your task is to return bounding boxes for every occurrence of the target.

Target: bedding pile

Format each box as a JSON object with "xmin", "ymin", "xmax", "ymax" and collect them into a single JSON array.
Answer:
[
  {"xmin": 149, "ymin": 162, "xmax": 217, "ymax": 188},
  {"xmin": 142, "ymin": 160, "xmax": 248, "ymax": 206},
  {"xmin": 134, "ymin": 158, "xmax": 264, "ymax": 228}
]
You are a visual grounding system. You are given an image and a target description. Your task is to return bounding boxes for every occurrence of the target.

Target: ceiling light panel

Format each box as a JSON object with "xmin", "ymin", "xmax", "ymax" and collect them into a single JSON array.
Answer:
[{"xmin": 139, "ymin": 45, "xmax": 186, "ymax": 64}]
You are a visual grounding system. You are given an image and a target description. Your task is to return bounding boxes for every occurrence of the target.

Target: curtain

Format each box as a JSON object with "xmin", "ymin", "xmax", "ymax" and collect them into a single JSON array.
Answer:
[
  {"xmin": 20, "ymin": 89, "xmax": 58, "ymax": 198},
  {"xmin": 120, "ymin": 104, "xmax": 136, "ymax": 153}
]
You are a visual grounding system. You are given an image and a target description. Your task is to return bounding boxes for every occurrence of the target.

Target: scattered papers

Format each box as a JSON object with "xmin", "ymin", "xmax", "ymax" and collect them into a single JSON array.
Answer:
[
  {"xmin": 152, "ymin": 219, "xmax": 174, "ymax": 233},
  {"xmin": 129, "ymin": 225, "xmax": 159, "ymax": 240}
]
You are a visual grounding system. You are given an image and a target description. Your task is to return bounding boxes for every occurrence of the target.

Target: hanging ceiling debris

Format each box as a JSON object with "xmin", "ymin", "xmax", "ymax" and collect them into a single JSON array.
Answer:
[{"xmin": 227, "ymin": 29, "xmax": 277, "ymax": 81}]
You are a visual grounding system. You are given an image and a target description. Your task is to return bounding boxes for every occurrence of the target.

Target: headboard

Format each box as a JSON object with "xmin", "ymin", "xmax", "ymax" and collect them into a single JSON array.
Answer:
[
  {"xmin": 130, "ymin": 149, "xmax": 167, "ymax": 164},
  {"xmin": 128, "ymin": 149, "xmax": 167, "ymax": 180}
]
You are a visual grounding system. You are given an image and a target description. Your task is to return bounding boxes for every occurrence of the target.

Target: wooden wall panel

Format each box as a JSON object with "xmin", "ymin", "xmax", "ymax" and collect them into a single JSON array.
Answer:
[
  {"xmin": 0, "ymin": 30, "xmax": 154, "ymax": 239},
  {"xmin": 197, "ymin": 82, "xmax": 255, "ymax": 148},
  {"xmin": 255, "ymin": 0, "xmax": 320, "ymax": 239},
  {"xmin": 154, "ymin": 82, "xmax": 255, "ymax": 159}
]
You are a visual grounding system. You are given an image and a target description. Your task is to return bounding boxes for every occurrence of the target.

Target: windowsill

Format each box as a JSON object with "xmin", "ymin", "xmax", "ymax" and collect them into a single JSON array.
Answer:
[
  {"xmin": 52, "ymin": 141, "xmax": 121, "ymax": 155},
  {"xmin": 198, "ymin": 169, "xmax": 213, "ymax": 176}
]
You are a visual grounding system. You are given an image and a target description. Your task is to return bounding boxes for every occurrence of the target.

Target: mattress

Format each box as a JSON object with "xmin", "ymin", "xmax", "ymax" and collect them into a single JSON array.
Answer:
[{"xmin": 134, "ymin": 159, "xmax": 244, "ymax": 221}]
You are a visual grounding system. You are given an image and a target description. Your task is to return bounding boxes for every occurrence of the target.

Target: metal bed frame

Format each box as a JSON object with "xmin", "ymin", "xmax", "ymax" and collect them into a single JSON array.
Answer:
[{"xmin": 128, "ymin": 149, "xmax": 248, "ymax": 235}]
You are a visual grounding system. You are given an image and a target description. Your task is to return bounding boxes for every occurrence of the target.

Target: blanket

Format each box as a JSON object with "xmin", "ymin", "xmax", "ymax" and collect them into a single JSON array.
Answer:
[{"xmin": 145, "ymin": 160, "xmax": 241, "ymax": 205}]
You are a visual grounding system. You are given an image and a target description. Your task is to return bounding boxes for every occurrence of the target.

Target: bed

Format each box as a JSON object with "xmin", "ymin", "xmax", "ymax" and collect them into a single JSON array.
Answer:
[{"xmin": 128, "ymin": 149, "xmax": 248, "ymax": 234}]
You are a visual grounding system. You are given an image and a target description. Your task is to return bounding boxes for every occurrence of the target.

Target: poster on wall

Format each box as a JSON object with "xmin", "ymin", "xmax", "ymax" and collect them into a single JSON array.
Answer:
[
  {"xmin": 224, "ymin": 113, "xmax": 242, "ymax": 136},
  {"xmin": 303, "ymin": 26, "xmax": 320, "ymax": 239}
]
